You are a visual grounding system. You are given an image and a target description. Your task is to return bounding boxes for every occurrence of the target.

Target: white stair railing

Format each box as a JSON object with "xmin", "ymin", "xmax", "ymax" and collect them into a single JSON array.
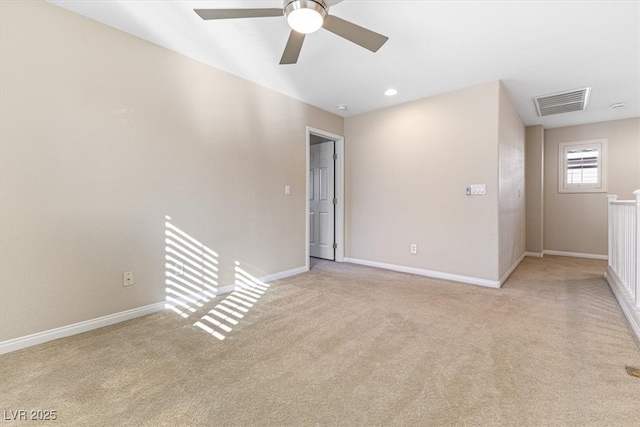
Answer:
[{"xmin": 605, "ymin": 190, "xmax": 640, "ymax": 341}]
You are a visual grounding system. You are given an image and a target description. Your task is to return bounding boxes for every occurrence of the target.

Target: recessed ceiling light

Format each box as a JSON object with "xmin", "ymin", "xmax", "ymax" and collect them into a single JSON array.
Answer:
[
  {"xmin": 384, "ymin": 88, "xmax": 398, "ymax": 96},
  {"xmin": 337, "ymin": 104, "xmax": 348, "ymax": 111},
  {"xmin": 610, "ymin": 102, "xmax": 627, "ymax": 109}
]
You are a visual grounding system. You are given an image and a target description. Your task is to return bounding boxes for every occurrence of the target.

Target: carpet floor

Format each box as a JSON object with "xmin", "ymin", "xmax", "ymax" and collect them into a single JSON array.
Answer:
[{"xmin": 1, "ymin": 256, "xmax": 639, "ymax": 426}]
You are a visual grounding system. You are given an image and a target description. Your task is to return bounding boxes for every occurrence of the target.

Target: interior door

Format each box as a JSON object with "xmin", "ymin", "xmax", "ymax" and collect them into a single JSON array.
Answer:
[{"xmin": 309, "ymin": 140, "xmax": 335, "ymax": 260}]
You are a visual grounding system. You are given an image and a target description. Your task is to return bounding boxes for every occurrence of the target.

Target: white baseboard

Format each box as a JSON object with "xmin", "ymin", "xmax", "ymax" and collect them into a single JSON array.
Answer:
[
  {"xmin": 0, "ymin": 302, "xmax": 165, "ymax": 355},
  {"xmin": 0, "ymin": 266, "xmax": 307, "ymax": 355},
  {"xmin": 221, "ymin": 266, "xmax": 307, "ymax": 293},
  {"xmin": 343, "ymin": 258, "xmax": 500, "ymax": 288},
  {"xmin": 215, "ymin": 285, "xmax": 236, "ymax": 296},
  {"xmin": 605, "ymin": 267, "xmax": 640, "ymax": 343},
  {"xmin": 260, "ymin": 266, "xmax": 307, "ymax": 282},
  {"xmin": 216, "ymin": 266, "xmax": 306, "ymax": 295},
  {"xmin": 543, "ymin": 250, "xmax": 607, "ymax": 260},
  {"xmin": 524, "ymin": 251, "xmax": 543, "ymax": 258},
  {"xmin": 500, "ymin": 253, "xmax": 525, "ymax": 286}
]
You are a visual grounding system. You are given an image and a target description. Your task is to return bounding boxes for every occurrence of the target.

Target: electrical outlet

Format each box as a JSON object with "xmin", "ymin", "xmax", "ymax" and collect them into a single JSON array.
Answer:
[
  {"xmin": 123, "ymin": 271, "xmax": 134, "ymax": 287},
  {"xmin": 174, "ymin": 261, "xmax": 184, "ymax": 276},
  {"xmin": 410, "ymin": 244, "xmax": 418, "ymax": 255},
  {"xmin": 467, "ymin": 184, "xmax": 487, "ymax": 195}
]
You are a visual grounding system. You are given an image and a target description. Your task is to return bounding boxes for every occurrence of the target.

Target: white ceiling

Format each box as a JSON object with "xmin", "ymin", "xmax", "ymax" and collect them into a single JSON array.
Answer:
[{"xmin": 48, "ymin": 0, "xmax": 640, "ymax": 129}]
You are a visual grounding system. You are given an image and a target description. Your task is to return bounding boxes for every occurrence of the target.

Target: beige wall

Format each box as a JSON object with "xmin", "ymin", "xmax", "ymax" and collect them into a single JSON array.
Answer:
[
  {"xmin": 544, "ymin": 118, "xmax": 640, "ymax": 256},
  {"xmin": 0, "ymin": 1, "xmax": 343, "ymax": 341},
  {"xmin": 344, "ymin": 81, "xmax": 502, "ymax": 281},
  {"xmin": 525, "ymin": 125, "xmax": 544, "ymax": 254},
  {"xmin": 498, "ymin": 84, "xmax": 526, "ymax": 278}
]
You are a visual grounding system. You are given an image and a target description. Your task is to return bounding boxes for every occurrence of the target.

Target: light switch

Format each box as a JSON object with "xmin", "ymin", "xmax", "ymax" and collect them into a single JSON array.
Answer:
[{"xmin": 285, "ymin": 185, "xmax": 291, "ymax": 195}]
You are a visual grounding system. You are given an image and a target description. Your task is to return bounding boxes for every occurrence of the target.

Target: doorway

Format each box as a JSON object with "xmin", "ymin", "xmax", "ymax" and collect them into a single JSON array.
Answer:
[
  {"xmin": 310, "ymin": 138, "xmax": 335, "ymax": 260},
  {"xmin": 306, "ymin": 127, "xmax": 344, "ymax": 270}
]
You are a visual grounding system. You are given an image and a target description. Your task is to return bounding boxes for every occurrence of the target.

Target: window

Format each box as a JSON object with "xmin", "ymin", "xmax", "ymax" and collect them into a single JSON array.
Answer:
[{"xmin": 558, "ymin": 139, "xmax": 607, "ymax": 193}]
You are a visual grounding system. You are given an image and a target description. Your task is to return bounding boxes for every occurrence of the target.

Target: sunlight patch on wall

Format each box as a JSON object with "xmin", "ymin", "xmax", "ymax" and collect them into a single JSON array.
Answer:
[{"xmin": 164, "ymin": 216, "xmax": 219, "ymax": 318}]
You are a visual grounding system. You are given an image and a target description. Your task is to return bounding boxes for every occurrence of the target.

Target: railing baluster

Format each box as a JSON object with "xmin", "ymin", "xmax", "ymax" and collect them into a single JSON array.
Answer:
[
  {"xmin": 608, "ymin": 194, "xmax": 617, "ymax": 286},
  {"xmin": 607, "ymin": 191, "xmax": 640, "ymax": 341},
  {"xmin": 607, "ymin": 192, "xmax": 639, "ymax": 308}
]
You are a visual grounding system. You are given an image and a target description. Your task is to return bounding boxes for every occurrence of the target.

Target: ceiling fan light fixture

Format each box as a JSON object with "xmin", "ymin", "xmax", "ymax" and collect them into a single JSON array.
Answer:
[{"xmin": 284, "ymin": 0, "xmax": 327, "ymax": 34}]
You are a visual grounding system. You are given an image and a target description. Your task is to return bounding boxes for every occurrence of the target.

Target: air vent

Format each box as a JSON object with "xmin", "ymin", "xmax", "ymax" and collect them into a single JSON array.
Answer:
[{"xmin": 533, "ymin": 87, "xmax": 591, "ymax": 117}]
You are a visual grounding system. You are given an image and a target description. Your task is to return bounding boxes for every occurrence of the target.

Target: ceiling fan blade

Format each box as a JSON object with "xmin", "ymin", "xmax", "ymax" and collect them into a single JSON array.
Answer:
[
  {"xmin": 280, "ymin": 31, "xmax": 306, "ymax": 65},
  {"xmin": 325, "ymin": 0, "xmax": 344, "ymax": 7},
  {"xmin": 322, "ymin": 15, "xmax": 388, "ymax": 52},
  {"xmin": 194, "ymin": 9, "xmax": 282, "ymax": 20}
]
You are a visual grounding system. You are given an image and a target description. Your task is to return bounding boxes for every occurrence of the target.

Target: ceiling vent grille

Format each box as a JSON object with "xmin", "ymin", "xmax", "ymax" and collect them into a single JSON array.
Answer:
[{"xmin": 533, "ymin": 87, "xmax": 591, "ymax": 117}]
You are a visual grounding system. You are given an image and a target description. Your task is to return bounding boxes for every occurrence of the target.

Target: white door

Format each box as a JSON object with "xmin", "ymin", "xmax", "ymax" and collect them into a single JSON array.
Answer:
[{"xmin": 309, "ymin": 140, "xmax": 335, "ymax": 260}]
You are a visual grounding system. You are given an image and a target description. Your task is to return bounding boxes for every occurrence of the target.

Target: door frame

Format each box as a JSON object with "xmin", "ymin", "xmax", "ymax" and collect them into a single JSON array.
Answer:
[{"xmin": 305, "ymin": 126, "xmax": 345, "ymax": 270}]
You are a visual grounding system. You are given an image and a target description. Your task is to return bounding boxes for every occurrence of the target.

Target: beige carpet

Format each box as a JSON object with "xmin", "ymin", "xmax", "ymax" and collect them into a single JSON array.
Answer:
[{"xmin": 1, "ymin": 256, "xmax": 639, "ymax": 426}]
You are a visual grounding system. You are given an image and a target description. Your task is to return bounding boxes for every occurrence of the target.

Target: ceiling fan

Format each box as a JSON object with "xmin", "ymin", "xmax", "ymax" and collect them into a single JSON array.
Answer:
[{"xmin": 194, "ymin": 0, "xmax": 389, "ymax": 65}]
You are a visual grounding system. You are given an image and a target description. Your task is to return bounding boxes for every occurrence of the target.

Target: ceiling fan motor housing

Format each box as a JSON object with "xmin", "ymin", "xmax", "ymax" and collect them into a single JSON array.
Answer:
[
  {"xmin": 283, "ymin": 0, "xmax": 327, "ymax": 33},
  {"xmin": 284, "ymin": 0, "xmax": 328, "ymax": 21}
]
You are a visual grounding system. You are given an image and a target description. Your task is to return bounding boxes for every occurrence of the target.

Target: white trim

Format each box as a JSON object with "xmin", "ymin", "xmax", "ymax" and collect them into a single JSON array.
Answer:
[
  {"xmin": 259, "ymin": 266, "xmax": 307, "ymax": 282},
  {"xmin": 0, "ymin": 302, "xmax": 165, "ymax": 355},
  {"xmin": 605, "ymin": 267, "xmax": 640, "ymax": 343},
  {"xmin": 343, "ymin": 258, "xmax": 501, "ymax": 289},
  {"xmin": 0, "ymin": 266, "xmax": 307, "ymax": 355},
  {"xmin": 525, "ymin": 251, "xmax": 544, "ymax": 258},
  {"xmin": 500, "ymin": 253, "xmax": 525, "ymax": 285},
  {"xmin": 306, "ymin": 126, "xmax": 345, "ymax": 269},
  {"xmin": 196, "ymin": 266, "xmax": 307, "ymax": 300},
  {"xmin": 557, "ymin": 139, "xmax": 608, "ymax": 194},
  {"xmin": 305, "ymin": 129, "xmax": 311, "ymax": 270},
  {"xmin": 543, "ymin": 250, "xmax": 607, "ymax": 260},
  {"xmin": 334, "ymin": 139, "xmax": 345, "ymax": 263},
  {"xmin": 215, "ymin": 285, "xmax": 237, "ymax": 296},
  {"xmin": 215, "ymin": 266, "xmax": 305, "ymax": 297}
]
